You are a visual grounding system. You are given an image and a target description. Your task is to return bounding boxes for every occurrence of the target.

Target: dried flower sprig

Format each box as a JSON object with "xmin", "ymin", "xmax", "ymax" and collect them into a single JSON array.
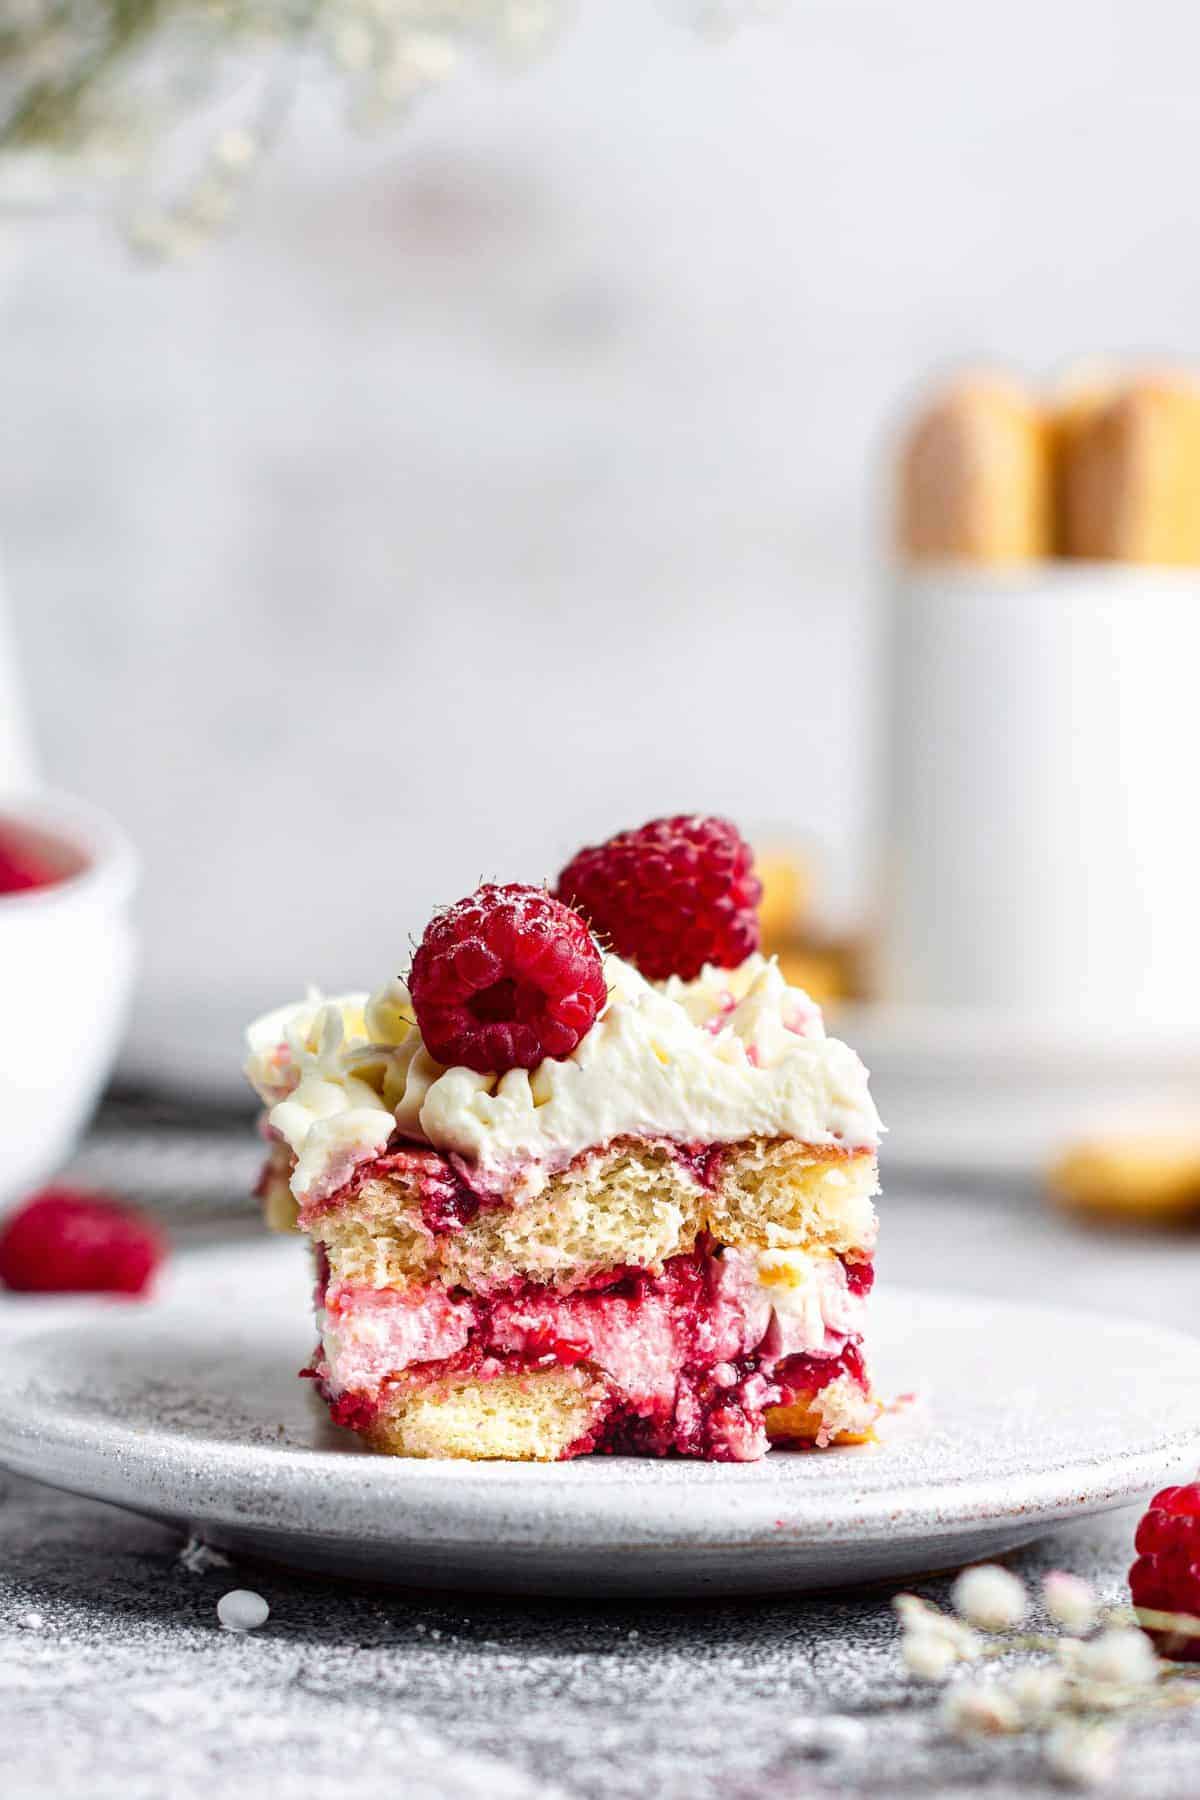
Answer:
[
  {"xmin": 894, "ymin": 1566, "xmax": 1200, "ymax": 1789},
  {"xmin": 0, "ymin": 0, "xmax": 561, "ymax": 254}
]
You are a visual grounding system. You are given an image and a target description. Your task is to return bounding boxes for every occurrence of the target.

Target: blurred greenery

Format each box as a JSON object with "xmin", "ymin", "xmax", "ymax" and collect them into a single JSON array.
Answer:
[
  {"xmin": 3, "ymin": 2, "xmax": 188, "ymax": 150},
  {"xmin": 0, "ymin": 1, "xmax": 555, "ymax": 251}
]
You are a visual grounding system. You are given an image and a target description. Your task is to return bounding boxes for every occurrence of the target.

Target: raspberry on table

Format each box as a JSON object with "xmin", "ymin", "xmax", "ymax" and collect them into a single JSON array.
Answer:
[
  {"xmin": 0, "ymin": 1187, "xmax": 165, "ymax": 1296},
  {"xmin": 556, "ymin": 814, "xmax": 762, "ymax": 981},
  {"xmin": 1130, "ymin": 1483, "xmax": 1200, "ymax": 1660},
  {"xmin": 409, "ymin": 883, "xmax": 607, "ymax": 1074}
]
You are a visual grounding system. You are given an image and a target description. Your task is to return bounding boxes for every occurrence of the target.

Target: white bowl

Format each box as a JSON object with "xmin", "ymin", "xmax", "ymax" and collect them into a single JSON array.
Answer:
[{"xmin": 0, "ymin": 790, "xmax": 137, "ymax": 1209}]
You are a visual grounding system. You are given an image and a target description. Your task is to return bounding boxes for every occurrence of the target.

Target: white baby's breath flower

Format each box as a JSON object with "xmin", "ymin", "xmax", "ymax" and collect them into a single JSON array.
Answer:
[
  {"xmin": 894, "ymin": 1593, "xmax": 980, "ymax": 1650},
  {"xmin": 1009, "ymin": 1664, "xmax": 1067, "ymax": 1721},
  {"xmin": 894, "ymin": 1593, "xmax": 981, "ymax": 1681},
  {"xmin": 951, "ymin": 1565, "xmax": 1028, "ymax": 1631},
  {"xmin": 940, "ymin": 1681, "xmax": 1022, "ymax": 1740},
  {"xmin": 184, "ymin": 177, "xmax": 234, "ymax": 231},
  {"xmin": 894, "ymin": 1593, "xmax": 938, "ymax": 1630},
  {"xmin": 1071, "ymin": 1628, "xmax": 1159, "ymax": 1690},
  {"xmin": 902, "ymin": 1632, "xmax": 960, "ymax": 1681},
  {"xmin": 401, "ymin": 33, "xmax": 459, "ymax": 83},
  {"xmin": 214, "ymin": 128, "xmax": 258, "ymax": 172},
  {"xmin": 1044, "ymin": 1721, "xmax": 1121, "ymax": 1789},
  {"xmin": 330, "ymin": 19, "xmax": 373, "ymax": 70},
  {"xmin": 1043, "ymin": 1572, "xmax": 1099, "ymax": 1637},
  {"xmin": 177, "ymin": 1534, "xmax": 231, "ymax": 1575}
]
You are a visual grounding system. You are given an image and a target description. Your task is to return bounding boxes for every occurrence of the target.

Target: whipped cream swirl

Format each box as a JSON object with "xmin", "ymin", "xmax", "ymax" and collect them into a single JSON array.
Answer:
[{"xmin": 245, "ymin": 953, "xmax": 881, "ymax": 1206}]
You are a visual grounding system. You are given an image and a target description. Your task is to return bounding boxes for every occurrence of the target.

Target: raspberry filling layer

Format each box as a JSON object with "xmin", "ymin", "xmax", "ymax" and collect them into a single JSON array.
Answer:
[{"xmin": 312, "ymin": 1239, "xmax": 872, "ymax": 1462}]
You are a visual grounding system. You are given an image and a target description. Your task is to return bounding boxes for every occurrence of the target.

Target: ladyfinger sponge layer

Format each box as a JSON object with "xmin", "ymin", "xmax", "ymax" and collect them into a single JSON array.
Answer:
[{"xmin": 310, "ymin": 1136, "xmax": 879, "ymax": 1295}]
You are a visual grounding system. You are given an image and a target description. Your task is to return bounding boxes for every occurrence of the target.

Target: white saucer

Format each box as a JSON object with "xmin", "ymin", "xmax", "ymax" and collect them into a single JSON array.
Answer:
[
  {"xmin": 0, "ymin": 1237, "xmax": 1196, "ymax": 1598},
  {"xmin": 833, "ymin": 1002, "xmax": 1200, "ymax": 1177}
]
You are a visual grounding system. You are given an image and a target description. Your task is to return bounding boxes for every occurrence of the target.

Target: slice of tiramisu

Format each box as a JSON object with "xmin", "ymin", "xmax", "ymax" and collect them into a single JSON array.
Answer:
[{"xmin": 245, "ymin": 816, "xmax": 882, "ymax": 1461}]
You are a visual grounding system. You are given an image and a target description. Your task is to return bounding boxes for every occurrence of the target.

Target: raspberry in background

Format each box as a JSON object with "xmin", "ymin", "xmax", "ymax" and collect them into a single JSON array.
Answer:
[
  {"xmin": 557, "ymin": 814, "xmax": 762, "ymax": 981},
  {"xmin": 0, "ymin": 1187, "xmax": 165, "ymax": 1296},
  {"xmin": 1129, "ymin": 1483, "xmax": 1200, "ymax": 1661},
  {"xmin": 409, "ymin": 882, "xmax": 606, "ymax": 1074}
]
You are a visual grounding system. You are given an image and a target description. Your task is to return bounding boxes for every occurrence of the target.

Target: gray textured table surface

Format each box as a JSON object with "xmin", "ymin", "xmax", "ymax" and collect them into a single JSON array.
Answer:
[{"xmin": 4, "ymin": 1112, "xmax": 1200, "ymax": 1798}]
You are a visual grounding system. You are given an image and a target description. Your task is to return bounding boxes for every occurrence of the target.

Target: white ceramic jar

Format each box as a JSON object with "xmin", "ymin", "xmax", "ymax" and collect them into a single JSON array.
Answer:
[{"xmin": 876, "ymin": 565, "xmax": 1200, "ymax": 1028}]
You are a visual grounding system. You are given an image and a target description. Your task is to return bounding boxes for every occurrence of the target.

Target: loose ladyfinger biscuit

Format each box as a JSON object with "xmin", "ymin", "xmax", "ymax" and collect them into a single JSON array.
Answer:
[
  {"xmin": 1056, "ymin": 369, "xmax": 1200, "ymax": 564},
  {"xmin": 755, "ymin": 847, "xmax": 813, "ymax": 945},
  {"xmin": 895, "ymin": 373, "xmax": 1053, "ymax": 564},
  {"xmin": 1048, "ymin": 1130, "xmax": 1200, "ymax": 1225},
  {"xmin": 773, "ymin": 939, "xmax": 866, "ymax": 1007}
]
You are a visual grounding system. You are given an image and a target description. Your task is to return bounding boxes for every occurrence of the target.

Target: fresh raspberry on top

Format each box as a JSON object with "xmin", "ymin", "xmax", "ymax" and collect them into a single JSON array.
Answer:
[
  {"xmin": 557, "ymin": 814, "xmax": 762, "ymax": 981},
  {"xmin": 0, "ymin": 831, "xmax": 55, "ymax": 895},
  {"xmin": 1130, "ymin": 1483, "xmax": 1200, "ymax": 1660},
  {"xmin": 409, "ymin": 883, "xmax": 606, "ymax": 1074},
  {"xmin": 0, "ymin": 1187, "xmax": 165, "ymax": 1297}
]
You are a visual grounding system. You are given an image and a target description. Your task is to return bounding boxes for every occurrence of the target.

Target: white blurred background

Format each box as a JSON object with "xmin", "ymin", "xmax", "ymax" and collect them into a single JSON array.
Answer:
[{"xmin": 4, "ymin": 0, "xmax": 1200, "ymax": 1082}]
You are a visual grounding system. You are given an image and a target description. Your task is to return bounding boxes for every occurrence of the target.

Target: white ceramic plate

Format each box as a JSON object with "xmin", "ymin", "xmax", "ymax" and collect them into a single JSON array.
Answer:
[{"xmin": 1, "ymin": 1238, "xmax": 1197, "ymax": 1598}]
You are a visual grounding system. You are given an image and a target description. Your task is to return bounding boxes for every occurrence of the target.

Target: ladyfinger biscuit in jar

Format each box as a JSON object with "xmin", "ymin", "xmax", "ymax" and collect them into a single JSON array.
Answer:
[
  {"xmin": 1056, "ymin": 368, "xmax": 1200, "ymax": 564},
  {"xmin": 895, "ymin": 373, "xmax": 1052, "ymax": 564}
]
